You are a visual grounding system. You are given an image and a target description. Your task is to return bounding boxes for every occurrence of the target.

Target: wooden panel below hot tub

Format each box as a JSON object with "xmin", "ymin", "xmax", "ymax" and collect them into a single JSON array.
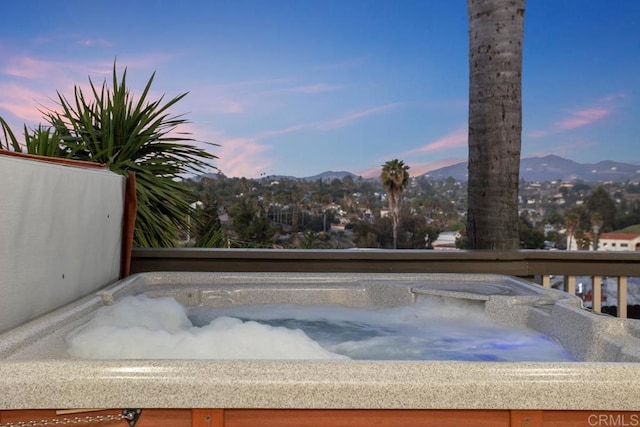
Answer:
[
  {"xmin": 223, "ymin": 409, "xmax": 509, "ymax": 427},
  {"xmin": 2, "ymin": 409, "xmax": 640, "ymax": 426}
]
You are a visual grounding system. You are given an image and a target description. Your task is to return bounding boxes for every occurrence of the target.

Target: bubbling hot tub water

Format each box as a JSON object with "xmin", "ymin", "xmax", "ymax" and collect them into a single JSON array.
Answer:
[{"xmin": 66, "ymin": 294, "xmax": 576, "ymax": 362}]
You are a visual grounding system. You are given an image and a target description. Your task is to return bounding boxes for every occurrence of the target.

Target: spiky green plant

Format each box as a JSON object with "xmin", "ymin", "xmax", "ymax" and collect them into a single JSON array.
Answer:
[
  {"xmin": 2, "ymin": 64, "xmax": 217, "ymax": 247},
  {"xmin": 0, "ymin": 117, "xmax": 22, "ymax": 152},
  {"xmin": 0, "ymin": 118, "xmax": 65, "ymax": 157}
]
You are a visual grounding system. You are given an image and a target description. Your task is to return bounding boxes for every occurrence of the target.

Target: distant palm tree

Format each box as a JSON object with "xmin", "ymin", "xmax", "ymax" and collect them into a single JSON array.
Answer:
[
  {"xmin": 466, "ymin": 0, "xmax": 525, "ymax": 249},
  {"xmin": 381, "ymin": 159, "xmax": 410, "ymax": 249},
  {"xmin": 565, "ymin": 212, "xmax": 579, "ymax": 251},
  {"xmin": 590, "ymin": 212, "xmax": 604, "ymax": 251}
]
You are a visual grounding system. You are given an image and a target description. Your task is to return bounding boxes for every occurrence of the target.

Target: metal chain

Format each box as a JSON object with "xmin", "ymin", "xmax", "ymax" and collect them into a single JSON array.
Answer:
[{"xmin": 0, "ymin": 409, "xmax": 140, "ymax": 427}]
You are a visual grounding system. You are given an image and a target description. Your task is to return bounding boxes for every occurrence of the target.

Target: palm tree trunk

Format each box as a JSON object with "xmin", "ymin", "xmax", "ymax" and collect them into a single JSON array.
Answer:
[
  {"xmin": 392, "ymin": 208, "xmax": 399, "ymax": 249},
  {"xmin": 467, "ymin": 0, "xmax": 525, "ymax": 249}
]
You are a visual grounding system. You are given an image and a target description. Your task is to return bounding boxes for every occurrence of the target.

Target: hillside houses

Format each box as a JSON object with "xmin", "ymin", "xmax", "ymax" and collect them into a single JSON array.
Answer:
[
  {"xmin": 568, "ymin": 233, "xmax": 640, "ymax": 251},
  {"xmin": 188, "ymin": 172, "xmax": 640, "ymax": 250}
]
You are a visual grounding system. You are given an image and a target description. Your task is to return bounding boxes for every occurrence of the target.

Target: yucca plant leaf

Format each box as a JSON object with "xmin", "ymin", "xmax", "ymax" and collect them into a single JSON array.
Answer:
[
  {"xmin": 2, "ymin": 61, "xmax": 217, "ymax": 247},
  {"xmin": 0, "ymin": 116, "xmax": 24, "ymax": 152},
  {"xmin": 43, "ymin": 62, "xmax": 218, "ymax": 246}
]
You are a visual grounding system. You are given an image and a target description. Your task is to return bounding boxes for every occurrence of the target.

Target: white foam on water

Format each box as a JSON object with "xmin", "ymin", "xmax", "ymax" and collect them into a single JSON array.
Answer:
[
  {"xmin": 66, "ymin": 295, "xmax": 347, "ymax": 360},
  {"xmin": 67, "ymin": 294, "xmax": 576, "ymax": 361}
]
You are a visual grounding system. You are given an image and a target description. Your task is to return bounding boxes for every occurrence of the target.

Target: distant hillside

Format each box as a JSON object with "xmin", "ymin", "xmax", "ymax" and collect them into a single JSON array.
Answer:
[
  {"xmin": 301, "ymin": 171, "xmax": 360, "ymax": 182},
  {"xmin": 617, "ymin": 224, "xmax": 640, "ymax": 234},
  {"xmin": 196, "ymin": 171, "xmax": 358, "ymax": 183},
  {"xmin": 422, "ymin": 162, "xmax": 468, "ymax": 181},
  {"xmin": 198, "ymin": 155, "xmax": 639, "ymax": 183},
  {"xmin": 423, "ymin": 155, "xmax": 640, "ymax": 182}
]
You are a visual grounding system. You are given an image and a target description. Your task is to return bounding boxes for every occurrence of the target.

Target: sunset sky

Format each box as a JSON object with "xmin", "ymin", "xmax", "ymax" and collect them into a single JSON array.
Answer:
[{"xmin": 1, "ymin": 1, "xmax": 638, "ymax": 178}]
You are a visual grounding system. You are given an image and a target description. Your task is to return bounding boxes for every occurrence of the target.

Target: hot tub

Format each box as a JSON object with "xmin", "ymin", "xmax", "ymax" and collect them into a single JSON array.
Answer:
[{"xmin": 1, "ymin": 272, "xmax": 640, "ymax": 414}]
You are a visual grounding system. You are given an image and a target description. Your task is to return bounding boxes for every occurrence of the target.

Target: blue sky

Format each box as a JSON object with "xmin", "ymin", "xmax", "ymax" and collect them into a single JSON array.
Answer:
[{"xmin": 1, "ymin": 1, "xmax": 638, "ymax": 178}]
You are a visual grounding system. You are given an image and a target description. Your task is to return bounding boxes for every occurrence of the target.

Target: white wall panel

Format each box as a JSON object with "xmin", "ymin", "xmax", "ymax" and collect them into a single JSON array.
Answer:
[{"xmin": 0, "ymin": 155, "xmax": 125, "ymax": 333}]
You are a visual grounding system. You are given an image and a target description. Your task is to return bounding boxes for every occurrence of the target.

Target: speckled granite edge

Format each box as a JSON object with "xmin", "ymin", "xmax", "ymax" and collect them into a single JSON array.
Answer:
[{"xmin": 1, "ymin": 360, "xmax": 640, "ymax": 410}]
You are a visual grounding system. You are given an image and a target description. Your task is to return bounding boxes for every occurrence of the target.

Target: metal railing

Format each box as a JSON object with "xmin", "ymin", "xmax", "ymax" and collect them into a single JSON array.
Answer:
[{"xmin": 131, "ymin": 248, "xmax": 640, "ymax": 318}]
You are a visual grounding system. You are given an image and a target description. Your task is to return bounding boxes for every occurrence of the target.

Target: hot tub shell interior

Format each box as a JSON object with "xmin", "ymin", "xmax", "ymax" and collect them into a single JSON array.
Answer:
[
  {"xmin": 3, "ymin": 272, "xmax": 640, "ymax": 363},
  {"xmin": 2, "ymin": 272, "xmax": 640, "ymax": 411}
]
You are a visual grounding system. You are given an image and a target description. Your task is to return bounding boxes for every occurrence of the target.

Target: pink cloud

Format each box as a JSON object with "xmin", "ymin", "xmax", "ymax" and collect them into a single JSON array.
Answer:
[
  {"xmin": 175, "ymin": 123, "xmax": 266, "ymax": 177},
  {"xmin": 159, "ymin": 81, "xmax": 247, "ymax": 116},
  {"xmin": 1, "ymin": 55, "xmax": 119, "ymax": 83},
  {"xmin": 175, "ymin": 122, "xmax": 222, "ymax": 144},
  {"xmin": 1, "ymin": 57, "xmax": 118, "ymax": 116},
  {"xmin": 216, "ymin": 138, "xmax": 274, "ymax": 178},
  {"xmin": 217, "ymin": 103, "xmax": 401, "ymax": 177},
  {"xmin": 259, "ymin": 123, "xmax": 310, "ymax": 138},
  {"xmin": 32, "ymin": 33, "xmax": 113, "ymax": 48},
  {"xmin": 403, "ymin": 127, "xmax": 468, "ymax": 156},
  {"xmin": 526, "ymin": 130, "xmax": 548, "ymax": 139},
  {"xmin": 0, "ymin": 82, "xmax": 58, "ymax": 123},
  {"xmin": 0, "ymin": 102, "xmax": 42, "ymax": 125},
  {"xmin": 358, "ymin": 127, "xmax": 468, "ymax": 179},
  {"xmin": 0, "ymin": 53, "xmax": 209, "ymax": 129},
  {"xmin": 259, "ymin": 103, "xmax": 401, "ymax": 139},
  {"xmin": 2, "ymin": 54, "xmax": 174, "ymax": 83},
  {"xmin": 598, "ymin": 93, "xmax": 626, "ymax": 104},
  {"xmin": 528, "ymin": 94, "xmax": 624, "ymax": 138},
  {"xmin": 221, "ymin": 100, "xmax": 244, "ymax": 113},
  {"xmin": 357, "ymin": 165, "xmax": 384, "ymax": 179},
  {"xmin": 411, "ymin": 157, "xmax": 466, "ymax": 176},
  {"xmin": 555, "ymin": 108, "xmax": 609, "ymax": 131},
  {"xmin": 2, "ymin": 56, "xmax": 59, "ymax": 79},
  {"xmin": 318, "ymin": 103, "xmax": 401, "ymax": 130},
  {"xmin": 357, "ymin": 157, "xmax": 465, "ymax": 179},
  {"xmin": 208, "ymin": 97, "xmax": 245, "ymax": 114},
  {"xmin": 77, "ymin": 38, "xmax": 114, "ymax": 48}
]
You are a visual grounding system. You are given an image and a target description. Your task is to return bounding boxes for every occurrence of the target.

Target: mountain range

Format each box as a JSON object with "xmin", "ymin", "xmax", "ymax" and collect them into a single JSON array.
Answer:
[
  {"xmin": 203, "ymin": 155, "xmax": 640, "ymax": 183},
  {"xmin": 302, "ymin": 156, "xmax": 640, "ymax": 183},
  {"xmin": 422, "ymin": 155, "xmax": 640, "ymax": 183}
]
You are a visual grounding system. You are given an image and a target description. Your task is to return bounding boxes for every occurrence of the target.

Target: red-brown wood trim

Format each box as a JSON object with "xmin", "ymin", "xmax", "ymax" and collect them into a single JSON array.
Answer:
[
  {"xmin": 120, "ymin": 171, "xmax": 138, "ymax": 278},
  {"xmin": 224, "ymin": 409, "xmax": 510, "ymax": 427},
  {"xmin": 511, "ymin": 410, "xmax": 543, "ymax": 427},
  {"xmin": 192, "ymin": 409, "xmax": 210, "ymax": 427},
  {"xmin": 192, "ymin": 409, "xmax": 225, "ymax": 427},
  {"xmin": 211, "ymin": 409, "xmax": 225, "ymax": 427},
  {"xmin": 3, "ymin": 409, "xmax": 640, "ymax": 426},
  {"xmin": 0, "ymin": 149, "xmax": 108, "ymax": 169}
]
